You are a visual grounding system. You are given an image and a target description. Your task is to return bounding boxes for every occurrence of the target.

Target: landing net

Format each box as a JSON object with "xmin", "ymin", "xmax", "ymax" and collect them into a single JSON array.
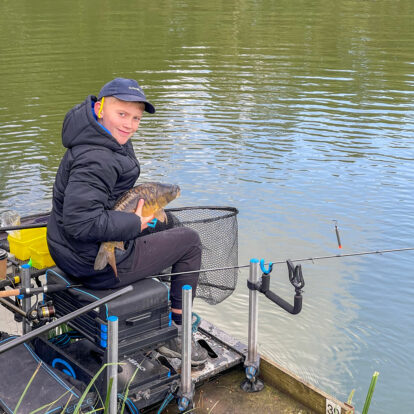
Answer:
[{"xmin": 145, "ymin": 206, "xmax": 239, "ymax": 305}]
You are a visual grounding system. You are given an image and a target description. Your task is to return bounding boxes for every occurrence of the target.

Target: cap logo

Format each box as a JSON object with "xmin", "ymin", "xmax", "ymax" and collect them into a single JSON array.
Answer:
[{"xmin": 129, "ymin": 86, "xmax": 143, "ymax": 94}]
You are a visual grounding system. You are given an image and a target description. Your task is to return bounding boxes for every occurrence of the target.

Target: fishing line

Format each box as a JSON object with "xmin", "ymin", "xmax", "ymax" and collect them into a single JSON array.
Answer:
[{"xmin": 153, "ymin": 247, "xmax": 414, "ymax": 279}]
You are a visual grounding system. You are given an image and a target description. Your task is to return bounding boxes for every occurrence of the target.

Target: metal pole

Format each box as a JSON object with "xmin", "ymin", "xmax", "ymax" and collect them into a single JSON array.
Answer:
[
  {"xmin": 247, "ymin": 259, "xmax": 259, "ymax": 364},
  {"xmin": 181, "ymin": 285, "xmax": 192, "ymax": 396},
  {"xmin": 0, "ymin": 285, "xmax": 133, "ymax": 354},
  {"xmin": 241, "ymin": 259, "xmax": 264, "ymax": 392},
  {"xmin": 21, "ymin": 264, "xmax": 31, "ymax": 334},
  {"xmin": 107, "ymin": 315, "xmax": 119, "ymax": 414}
]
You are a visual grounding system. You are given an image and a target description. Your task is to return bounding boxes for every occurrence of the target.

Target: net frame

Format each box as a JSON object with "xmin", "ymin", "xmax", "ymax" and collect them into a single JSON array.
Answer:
[{"xmin": 156, "ymin": 206, "xmax": 239, "ymax": 305}]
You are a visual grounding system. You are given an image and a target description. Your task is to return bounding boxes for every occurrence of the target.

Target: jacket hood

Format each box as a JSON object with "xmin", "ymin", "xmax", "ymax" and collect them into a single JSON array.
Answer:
[{"xmin": 62, "ymin": 95, "xmax": 125, "ymax": 153}]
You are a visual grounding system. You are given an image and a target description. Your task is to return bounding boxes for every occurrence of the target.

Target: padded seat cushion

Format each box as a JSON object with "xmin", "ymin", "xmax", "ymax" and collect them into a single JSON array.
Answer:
[{"xmin": 45, "ymin": 267, "xmax": 169, "ymax": 320}]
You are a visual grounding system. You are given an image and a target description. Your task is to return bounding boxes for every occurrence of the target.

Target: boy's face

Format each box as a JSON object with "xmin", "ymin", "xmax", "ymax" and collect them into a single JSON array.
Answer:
[{"xmin": 95, "ymin": 97, "xmax": 145, "ymax": 145}]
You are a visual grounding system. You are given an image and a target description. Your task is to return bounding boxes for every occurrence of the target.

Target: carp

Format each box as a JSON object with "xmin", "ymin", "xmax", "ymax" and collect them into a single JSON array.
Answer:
[{"xmin": 94, "ymin": 182, "xmax": 180, "ymax": 276}]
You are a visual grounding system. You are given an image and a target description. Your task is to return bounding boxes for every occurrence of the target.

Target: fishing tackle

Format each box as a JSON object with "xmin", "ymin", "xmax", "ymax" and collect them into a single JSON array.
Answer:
[
  {"xmin": 155, "ymin": 246, "xmax": 414, "ymax": 280},
  {"xmin": 247, "ymin": 260, "xmax": 305, "ymax": 315},
  {"xmin": 0, "ymin": 285, "xmax": 133, "ymax": 355},
  {"xmin": 333, "ymin": 220, "xmax": 342, "ymax": 248},
  {"xmin": 0, "ymin": 283, "xmax": 80, "ymax": 298},
  {"xmin": 27, "ymin": 300, "xmax": 56, "ymax": 323},
  {"xmin": 260, "ymin": 259, "xmax": 273, "ymax": 274},
  {"xmin": 35, "ymin": 301, "xmax": 56, "ymax": 321},
  {"xmin": 242, "ymin": 258, "xmax": 305, "ymax": 394}
]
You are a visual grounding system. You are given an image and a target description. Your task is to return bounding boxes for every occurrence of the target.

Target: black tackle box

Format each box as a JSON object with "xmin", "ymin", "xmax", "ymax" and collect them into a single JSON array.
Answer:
[{"xmin": 44, "ymin": 267, "xmax": 177, "ymax": 354}]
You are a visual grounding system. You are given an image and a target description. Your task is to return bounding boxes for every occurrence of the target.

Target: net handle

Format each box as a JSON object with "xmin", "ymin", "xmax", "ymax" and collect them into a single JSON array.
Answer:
[
  {"xmin": 165, "ymin": 206, "xmax": 239, "ymax": 225},
  {"xmin": 166, "ymin": 206, "xmax": 239, "ymax": 214}
]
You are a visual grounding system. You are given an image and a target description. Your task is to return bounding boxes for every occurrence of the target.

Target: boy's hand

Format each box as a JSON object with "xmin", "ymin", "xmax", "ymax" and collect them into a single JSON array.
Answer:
[{"xmin": 135, "ymin": 199, "xmax": 155, "ymax": 231}]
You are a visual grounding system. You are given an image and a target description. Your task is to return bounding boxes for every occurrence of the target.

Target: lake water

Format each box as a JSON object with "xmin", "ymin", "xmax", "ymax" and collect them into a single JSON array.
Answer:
[{"xmin": 0, "ymin": 1, "xmax": 413, "ymax": 412}]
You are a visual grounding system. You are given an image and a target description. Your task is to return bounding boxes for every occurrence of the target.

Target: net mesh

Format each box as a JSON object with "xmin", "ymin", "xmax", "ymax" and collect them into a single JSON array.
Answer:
[{"xmin": 144, "ymin": 206, "xmax": 238, "ymax": 305}]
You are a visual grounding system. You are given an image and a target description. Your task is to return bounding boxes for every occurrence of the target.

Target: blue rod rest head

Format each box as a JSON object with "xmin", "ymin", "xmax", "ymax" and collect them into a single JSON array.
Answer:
[{"xmin": 260, "ymin": 259, "xmax": 273, "ymax": 275}]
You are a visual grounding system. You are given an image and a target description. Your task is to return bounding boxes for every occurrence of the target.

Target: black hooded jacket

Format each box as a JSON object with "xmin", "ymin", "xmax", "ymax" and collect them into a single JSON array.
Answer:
[{"xmin": 47, "ymin": 95, "xmax": 142, "ymax": 285}]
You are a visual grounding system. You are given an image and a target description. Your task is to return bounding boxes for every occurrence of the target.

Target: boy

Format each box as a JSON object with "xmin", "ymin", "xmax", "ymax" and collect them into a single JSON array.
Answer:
[{"xmin": 47, "ymin": 78, "xmax": 208, "ymax": 365}]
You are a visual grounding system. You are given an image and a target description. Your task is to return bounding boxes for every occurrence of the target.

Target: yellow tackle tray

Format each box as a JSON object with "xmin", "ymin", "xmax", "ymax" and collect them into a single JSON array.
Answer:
[
  {"xmin": 7, "ymin": 227, "xmax": 49, "ymax": 262},
  {"xmin": 28, "ymin": 241, "xmax": 55, "ymax": 269}
]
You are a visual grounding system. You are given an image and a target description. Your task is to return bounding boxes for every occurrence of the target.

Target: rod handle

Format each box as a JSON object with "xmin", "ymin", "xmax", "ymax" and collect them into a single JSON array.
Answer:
[{"xmin": 0, "ymin": 289, "xmax": 20, "ymax": 298}]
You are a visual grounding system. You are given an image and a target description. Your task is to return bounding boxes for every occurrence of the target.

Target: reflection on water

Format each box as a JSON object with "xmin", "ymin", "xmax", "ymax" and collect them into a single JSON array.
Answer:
[{"xmin": 0, "ymin": 1, "xmax": 413, "ymax": 412}]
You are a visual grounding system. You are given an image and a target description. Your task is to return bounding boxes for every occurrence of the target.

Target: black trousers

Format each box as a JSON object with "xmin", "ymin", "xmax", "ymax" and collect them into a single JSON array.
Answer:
[{"xmin": 103, "ymin": 227, "xmax": 202, "ymax": 310}]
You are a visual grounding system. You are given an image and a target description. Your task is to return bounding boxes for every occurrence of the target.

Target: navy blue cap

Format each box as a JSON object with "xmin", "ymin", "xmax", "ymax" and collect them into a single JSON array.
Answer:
[{"xmin": 98, "ymin": 78, "xmax": 155, "ymax": 114}]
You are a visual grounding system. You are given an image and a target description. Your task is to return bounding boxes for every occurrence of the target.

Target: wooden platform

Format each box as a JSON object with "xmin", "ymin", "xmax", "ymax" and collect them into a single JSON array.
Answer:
[
  {"xmin": 152, "ymin": 320, "xmax": 353, "ymax": 414},
  {"xmin": 160, "ymin": 365, "xmax": 315, "ymax": 413}
]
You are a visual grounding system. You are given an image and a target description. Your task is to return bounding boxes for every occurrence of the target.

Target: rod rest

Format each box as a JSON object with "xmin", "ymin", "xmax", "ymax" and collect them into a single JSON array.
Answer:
[{"xmin": 247, "ymin": 260, "xmax": 304, "ymax": 315}]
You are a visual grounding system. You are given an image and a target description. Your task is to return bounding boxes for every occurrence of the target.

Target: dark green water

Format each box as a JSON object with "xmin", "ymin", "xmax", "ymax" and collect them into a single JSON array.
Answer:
[{"xmin": 0, "ymin": 1, "xmax": 413, "ymax": 412}]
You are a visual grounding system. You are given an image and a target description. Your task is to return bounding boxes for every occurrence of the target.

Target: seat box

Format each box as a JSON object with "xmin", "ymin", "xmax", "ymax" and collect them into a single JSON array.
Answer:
[{"xmin": 45, "ymin": 268, "xmax": 177, "ymax": 353}]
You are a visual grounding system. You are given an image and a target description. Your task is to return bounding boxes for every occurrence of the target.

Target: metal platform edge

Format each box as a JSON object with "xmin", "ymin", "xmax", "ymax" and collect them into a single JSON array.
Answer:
[{"xmin": 163, "ymin": 319, "xmax": 246, "ymax": 386}]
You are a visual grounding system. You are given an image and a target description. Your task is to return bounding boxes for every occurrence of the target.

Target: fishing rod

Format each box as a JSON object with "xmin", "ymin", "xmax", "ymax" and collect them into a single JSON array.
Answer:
[
  {"xmin": 0, "ymin": 267, "xmax": 53, "ymax": 289},
  {"xmin": 269, "ymin": 247, "xmax": 414, "ymax": 265},
  {"xmin": 155, "ymin": 246, "xmax": 414, "ymax": 278},
  {"xmin": 0, "ymin": 283, "xmax": 82, "ymax": 298},
  {"xmin": 1, "ymin": 220, "xmax": 412, "ymax": 277},
  {"xmin": 0, "ymin": 283, "xmax": 82, "ymax": 326},
  {"xmin": 0, "ymin": 285, "xmax": 133, "ymax": 355},
  {"xmin": 0, "ymin": 223, "xmax": 47, "ymax": 232}
]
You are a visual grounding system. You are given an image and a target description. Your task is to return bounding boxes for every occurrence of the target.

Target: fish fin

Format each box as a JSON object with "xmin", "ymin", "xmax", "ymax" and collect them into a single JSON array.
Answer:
[
  {"xmin": 154, "ymin": 209, "xmax": 167, "ymax": 223},
  {"xmin": 94, "ymin": 242, "xmax": 123, "ymax": 277},
  {"xmin": 94, "ymin": 242, "xmax": 112, "ymax": 271},
  {"xmin": 107, "ymin": 248, "xmax": 118, "ymax": 278}
]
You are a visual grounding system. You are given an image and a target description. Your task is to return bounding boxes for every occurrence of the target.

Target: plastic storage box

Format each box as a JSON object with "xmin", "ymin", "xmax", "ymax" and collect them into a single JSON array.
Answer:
[
  {"xmin": 8, "ymin": 228, "xmax": 55, "ymax": 268},
  {"xmin": 8, "ymin": 228, "xmax": 47, "ymax": 261},
  {"xmin": 29, "ymin": 239, "xmax": 55, "ymax": 269}
]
